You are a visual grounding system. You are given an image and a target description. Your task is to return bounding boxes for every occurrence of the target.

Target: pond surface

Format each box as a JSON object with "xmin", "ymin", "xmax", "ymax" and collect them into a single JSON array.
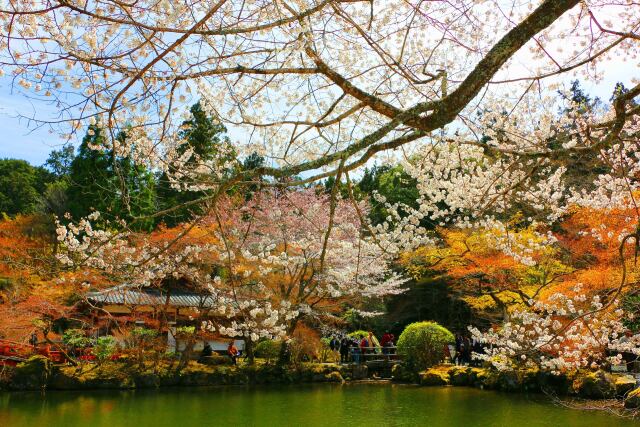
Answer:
[{"xmin": 1, "ymin": 383, "xmax": 637, "ymax": 427}]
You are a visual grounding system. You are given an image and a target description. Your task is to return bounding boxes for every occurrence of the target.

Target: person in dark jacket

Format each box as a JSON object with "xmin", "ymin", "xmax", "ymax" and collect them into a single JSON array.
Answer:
[
  {"xmin": 351, "ymin": 338, "xmax": 361, "ymax": 364},
  {"xmin": 462, "ymin": 336, "xmax": 472, "ymax": 365},
  {"xmin": 381, "ymin": 331, "xmax": 395, "ymax": 355},
  {"xmin": 454, "ymin": 334, "xmax": 463, "ymax": 365},
  {"xmin": 198, "ymin": 343, "xmax": 213, "ymax": 363},
  {"xmin": 339, "ymin": 337, "xmax": 351, "ymax": 363},
  {"xmin": 29, "ymin": 332, "xmax": 38, "ymax": 348},
  {"xmin": 471, "ymin": 337, "xmax": 483, "ymax": 366}
]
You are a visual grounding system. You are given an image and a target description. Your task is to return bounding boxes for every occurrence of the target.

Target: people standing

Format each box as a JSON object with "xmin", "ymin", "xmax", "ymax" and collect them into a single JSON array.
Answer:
[
  {"xmin": 454, "ymin": 334, "xmax": 463, "ymax": 365},
  {"xmin": 381, "ymin": 331, "xmax": 395, "ymax": 355},
  {"xmin": 198, "ymin": 343, "xmax": 213, "ymax": 363},
  {"xmin": 462, "ymin": 336, "xmax": 472, "ymax": 365},
  {"xmin": 471, "ymin": 337, "xmax": 482, "ymax": 367},
  {"xmin": 351, "ymin": 338, "xmax": 361, "ymax": 364},
  {"xmin": 330, "ymin": 336, "xmax": 339, "ymax": 351},
  {"xmin": 359, "ymin": 335, "xmax": 369, "ymax": 362},
  {"xmin": 227, "ymin": 340, "xmax": 239, "ymax": 365},
  {"xmin": 368, "ymin": 331, "xmax": 381, "ymax": 354},
  {"xmin": 339, "ymin": 337, "xmax": 350, "ymax": 363},
  {"xmin": 29, "ymin": 332, "xmax": 38, "ymax": 348},
  {"xmin": 330, "ymin": 336, "xmax": 340, "ymax": 362}
]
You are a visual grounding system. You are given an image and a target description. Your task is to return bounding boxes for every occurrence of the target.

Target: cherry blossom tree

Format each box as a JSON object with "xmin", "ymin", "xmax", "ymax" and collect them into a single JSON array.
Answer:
[
  {"xmin": 2, "ymin": 0, "xmax": 638, "ymax": 197},
  {"xmin": 206, "ymin": 189, "xmax": 405, "ymax": 333},
  {"xmin": 469, "ymin": 285, "xmax": 639, "ymax": 374},
  {"xmin": 4, "ymin": 0, "xmax": 640, "ymax": 374},
  {"xmin": 55, "ymin": 189, "xmax": 404, "ymax": 360}
]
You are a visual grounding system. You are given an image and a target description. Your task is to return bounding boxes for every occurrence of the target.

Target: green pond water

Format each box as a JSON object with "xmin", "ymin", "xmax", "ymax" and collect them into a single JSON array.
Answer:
[{"xmin": 1, "ymin": 384, "xmax": 638, "ymax": 427}]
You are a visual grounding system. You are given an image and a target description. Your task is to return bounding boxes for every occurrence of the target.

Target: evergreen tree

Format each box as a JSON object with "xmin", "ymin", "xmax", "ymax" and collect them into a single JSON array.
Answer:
[
  {"xmin": 546, "ymin": 80, "xmax": 609, "ymax": 196},
  {"xmin": 44, "ymin": 144, "xmax": 75, "ymax": 178},
  {"xmin": 357, "ymin": 165, "xmax": 420, "ymax": 226},
  {"xmin": 119, "ymin": 156, "xmax": 157, "ymax": 232},
  {"xmin": 40, "ymin": 143, "xmax": 74, "ymax": 217},
  {"xmin": 242, "ymin": 151, "xmax": 265, "ymax": 170},
  {"xmin": 240, "ymin": 151, "xmax": 265, "ymax": 199},
  {"xmin": 0, "ymin": 159, "xmax": 52, "ymax": 216},
  {"xmin": 67, "ymin": 126, "xmax": 156, "ymax": 231},
  {"xmin": 156, "ymin": 102, "xmax": 235, "ymax": 227},
  {"xmin": 66, "ymin": 125, "xmax": 117, "ymax": 221}
]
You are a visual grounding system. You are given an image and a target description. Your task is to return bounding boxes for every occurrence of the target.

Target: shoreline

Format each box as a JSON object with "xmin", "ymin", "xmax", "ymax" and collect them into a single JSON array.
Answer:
[{"xmin": 2, "ymin": 356, "xmax": 639, "ymax": 407}]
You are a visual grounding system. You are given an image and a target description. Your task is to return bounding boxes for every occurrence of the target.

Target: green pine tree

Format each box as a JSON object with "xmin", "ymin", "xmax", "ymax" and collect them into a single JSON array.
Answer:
[
  {"xmin": 156, "ymin": 102, "xmax": 235, "ymax": 227},
  {"xmin": 67, "ymin": 126, "xmax": 156, "ymax": 231},
  {"xmin": 0, "ymin": 159, "xmax": 53, "ymax": 216}
]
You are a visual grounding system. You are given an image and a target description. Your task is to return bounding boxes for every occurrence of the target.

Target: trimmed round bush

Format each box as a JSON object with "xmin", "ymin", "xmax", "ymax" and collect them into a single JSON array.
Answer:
[
  {"xmin": 255, "ymin": 340, "xmax": 281, "ymax": 362},
  {"xmin": 397, "ymin": 321, "xmax": 454, "ymax": 371}
]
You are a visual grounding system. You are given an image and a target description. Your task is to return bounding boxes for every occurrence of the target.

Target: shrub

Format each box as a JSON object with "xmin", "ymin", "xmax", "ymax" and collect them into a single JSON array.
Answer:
[
  {"xmin": 127, "ymin": 327, "xmax": 159, "ymax": 367},
  {"xmin": 199, "ymin": 353, "xmax": 229, "ymax": 366},
  {"xmin": 625, "ymin": 388, "xmax": 640, "ymax": 409},
  {"xmin": 318, "ymin": 338, "xmax": 335, "ymax": 363},
  {"xmin": 397, "ymin": 321, "xmax": 454, "ymax": 371},
  {"xmin": 289, "ymin": 324, "xmax": 322, "ymax": 365},
  {"xmin": 127, "ymin": 327, "xmax": 159, "ymax": 351},
  {"xmin": 175, "ymin": 326, "xmax": 195, "ymax": 337},
  {"xmin": 13, "ymin": 355, "xmax": 53, "ymax": 390},
  {"xmin": 130, "ymin": 327, "xmax": 159, "ymax": 343},
  {"xmin": 93, "ymin": 336, "xmax": 118, "ymax": 363},
  {"xmin": 62, "ymin": 328, "xmax": 91, "ymax": 348},
  {"xmin": 420, "ymin": 368, "xmax": 450, "ymax": 386},
  {"xmin": 255, "ymin": 340, "xmax": 281, "ymax": 363}
]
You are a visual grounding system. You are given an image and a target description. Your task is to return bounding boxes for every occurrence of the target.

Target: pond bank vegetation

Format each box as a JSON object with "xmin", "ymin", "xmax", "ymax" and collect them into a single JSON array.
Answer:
[{"xmin": 4, "ymin": 355, "xmax": 640, "ymax": 411}]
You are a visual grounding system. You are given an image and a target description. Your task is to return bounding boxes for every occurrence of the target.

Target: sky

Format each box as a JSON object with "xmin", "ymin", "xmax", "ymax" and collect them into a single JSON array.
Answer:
[
  {"xmin": 0, "ymin": 76, "xmax": 69, "ymax": 165},
  {"xmin": 0, "ymin": 59, "xmax": 636, "ymax": 167}
]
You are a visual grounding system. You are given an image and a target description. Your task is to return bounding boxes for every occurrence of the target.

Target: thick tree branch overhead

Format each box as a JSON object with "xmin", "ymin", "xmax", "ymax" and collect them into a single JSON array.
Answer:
[
  {"xmin": 1, "ymin": 0, "xmax": 637, "ymax": 187},
  {"xmin": 5, "ymin": 0, "xmax": 640, "ymax": 391}
]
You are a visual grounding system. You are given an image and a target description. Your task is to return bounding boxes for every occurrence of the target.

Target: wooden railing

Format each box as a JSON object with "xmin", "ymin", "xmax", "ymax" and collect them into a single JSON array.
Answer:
[{"xmin": 347, "ymin": 346, "xmax": 401, "ymax": 364}]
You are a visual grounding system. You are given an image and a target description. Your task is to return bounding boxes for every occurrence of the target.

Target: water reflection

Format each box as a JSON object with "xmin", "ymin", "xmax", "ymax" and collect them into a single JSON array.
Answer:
[{"xmin": 0, "ymin": 384, "xmax": 636, "ymax": 427}]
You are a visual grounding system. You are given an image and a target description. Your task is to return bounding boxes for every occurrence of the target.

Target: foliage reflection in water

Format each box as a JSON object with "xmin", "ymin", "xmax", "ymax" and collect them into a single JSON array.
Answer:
[{"xmin": 1, "ymin": 384, "xmax": 638, "ymax": 427}]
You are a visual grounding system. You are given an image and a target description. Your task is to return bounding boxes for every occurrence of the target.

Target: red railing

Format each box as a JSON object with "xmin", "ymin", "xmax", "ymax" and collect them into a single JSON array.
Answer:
[
  {"xmin": 0, "ymin": 339, "xmax": 66, "ymax": 366},
  {"xmin": 0, "ymin": 339, "xmax": 32, "ymax": 366}
]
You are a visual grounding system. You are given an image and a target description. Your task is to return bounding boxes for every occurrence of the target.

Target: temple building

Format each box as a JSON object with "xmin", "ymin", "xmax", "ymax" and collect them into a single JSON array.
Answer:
[{"xmin": 84, "ymin": 283, "xmax": 244, "ymax": 353}]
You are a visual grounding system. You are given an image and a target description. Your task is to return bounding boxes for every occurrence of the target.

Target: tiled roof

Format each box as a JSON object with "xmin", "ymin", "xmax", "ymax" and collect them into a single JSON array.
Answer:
[{"xmin": 86, "ymin": 284, "xmax": 218, "ymax": 309}]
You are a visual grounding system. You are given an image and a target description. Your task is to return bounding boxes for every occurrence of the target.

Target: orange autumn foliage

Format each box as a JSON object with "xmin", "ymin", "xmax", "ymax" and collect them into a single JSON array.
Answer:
[
  {"xmin": 555, "ymin": 205, "xmax": 639, "ymax": 295},
  {"xmin": 0, "ymin": 215, "xmax": 50, "ymax": 288},
  {"xmin": 0, "ymin": 294, "xmax": 68, "ymax": 342},
  {"xmin": 558, "ymin": 206, "xmax": 636, "ymax": 265},
  {"xmin": 401, "ymin": 225, "xmax": 571, "ymax": 316},
  {"xmin": 401, "ymin": 205, "xmax": 639, "ymax": 319},
  {"xmin": 0, "ymin": 215, "xmax": 81, "ymax": 341}
]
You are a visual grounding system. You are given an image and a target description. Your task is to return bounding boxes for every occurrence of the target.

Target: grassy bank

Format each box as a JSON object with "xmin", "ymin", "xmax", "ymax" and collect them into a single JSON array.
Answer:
[
  {"xmin": 1, "ymin": 356, "xmax": 350, "ymax": 392},
  {"xmin": 400, "ymin": 364, "xmax": 639, "ymax": 407},
  {"xmin": 3, "ymin": 356, "xmax": 639, "ymax": 408}
]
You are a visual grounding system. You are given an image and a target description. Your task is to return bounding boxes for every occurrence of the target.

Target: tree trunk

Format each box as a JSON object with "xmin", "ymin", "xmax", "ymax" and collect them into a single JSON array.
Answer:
[
  {"xmin": 177, "ymin": 336, "xmax": 196, "ymax": 372},
  {"xmin": 276, "ymin": 340, "xmax": 291, "ymax": 368},
  {"xmin": 276, "ymin": 319, "xmax": 299, "ymax": 366},
  {"xmin": 244, "ymin": 338, "xmax": 255, "ymax": 365},
  {"xmin": 488, "ymin": 293, "xmax": 509, "ymax": 322}
]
